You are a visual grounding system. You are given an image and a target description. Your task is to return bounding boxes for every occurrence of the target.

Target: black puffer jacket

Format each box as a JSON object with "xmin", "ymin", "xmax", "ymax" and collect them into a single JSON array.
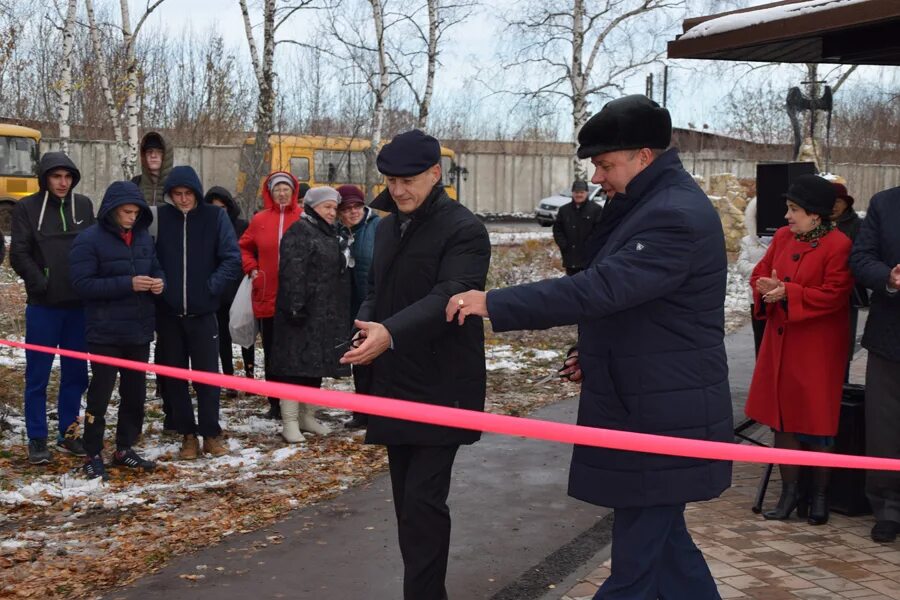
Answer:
[
  {"xmin": 204, "ymin": 186, "xmax": 248, "ymax": 310},
  {"xmin": 361, "ymin": 185, "xmax": 491, "ymax": 447},
  {"xmin": 270, "ymin": 210, "xmax": 351, "ymax": 378},
  {"xmin": 10, "ymin": 152, "xmax": 96, "ymax": 307}
]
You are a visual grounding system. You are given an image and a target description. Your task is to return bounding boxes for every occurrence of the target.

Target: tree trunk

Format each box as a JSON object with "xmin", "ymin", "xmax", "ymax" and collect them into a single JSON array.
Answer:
[
  {"xmin": 119, "ymin": 0, "xmax": 140, "ymax": 179},
  {"xmin": 416, "ymin": 0, "xmax": 439, "ymax": 130},
  {"xmin": 239, "ymin": 0, "xmax": 276, "ymax": 217},
  {"xmin": 86, "ymin": 0, "xmax": 128, "ymax": 177},
  {"xmin": 56, "ymin": 0, "xmax": 78, "ymax": 155},
  {"xmin": 570, "ymin": 0, "xmax": 587, "ymax": 180},
  {"xmin": 366, "ymin": 0, "xmax": 389, "ymax": 200}
]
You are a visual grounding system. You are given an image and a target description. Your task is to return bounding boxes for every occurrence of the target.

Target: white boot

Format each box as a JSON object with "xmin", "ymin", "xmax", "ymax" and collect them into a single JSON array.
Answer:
[
  {"xmin": 280, "ymin": 400, "xmax": 306, "ymax": 443},
  {"xmin": 298, "ymin": 403, "xmax": 330, "ymax": 435}
]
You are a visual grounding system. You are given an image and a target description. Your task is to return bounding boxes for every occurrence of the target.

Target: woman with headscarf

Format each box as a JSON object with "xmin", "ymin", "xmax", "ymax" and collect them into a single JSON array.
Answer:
[
  {"xmin": 270, "ymin": 186, "xmax": 351, "ymax": 442},
  {"xmin": 745, "ymin": 174, "xmax": 854, "ymax": 526},
  {"xmin": 238, "ymin": 172, "xmax": 302, "ymax": 419}
]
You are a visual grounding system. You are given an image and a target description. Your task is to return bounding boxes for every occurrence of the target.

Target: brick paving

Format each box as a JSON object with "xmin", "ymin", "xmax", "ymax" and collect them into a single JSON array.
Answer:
[{"xmin": 561, "ymin": 350, "xmax": 900, "ymax": 600}]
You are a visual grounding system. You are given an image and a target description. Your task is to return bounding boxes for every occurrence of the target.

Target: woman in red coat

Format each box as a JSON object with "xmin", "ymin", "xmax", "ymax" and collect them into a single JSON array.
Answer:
[
  {"xmin": 745, "ymin": 174, "xmax": 853, "ymax": 526},
  {"xmin": 238, "ymin": 171, "xmax": 302, "ymax": 419}
]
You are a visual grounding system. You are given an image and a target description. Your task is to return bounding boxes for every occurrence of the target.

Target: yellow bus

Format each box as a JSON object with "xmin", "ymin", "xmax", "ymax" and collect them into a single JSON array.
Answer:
[
  {"xmin": 0, "ymin": 124, "xmax": 41, "ymax": 230},
  {"xmin": 237, "ymin": 134, "xmax": 459, "ymax": 201}
]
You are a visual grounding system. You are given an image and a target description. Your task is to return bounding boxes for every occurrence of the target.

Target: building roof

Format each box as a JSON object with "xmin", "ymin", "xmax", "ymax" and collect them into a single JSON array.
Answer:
[{"xmin": 667, "ymin": 0, "xmax": 900, "ymax": 65}]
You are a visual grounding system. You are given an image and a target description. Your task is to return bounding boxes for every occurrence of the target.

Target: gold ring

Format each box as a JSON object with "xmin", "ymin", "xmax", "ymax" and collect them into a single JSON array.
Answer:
[{"xmin": 458, "ymin": 299, "xmax": 465, "ymax": 307}]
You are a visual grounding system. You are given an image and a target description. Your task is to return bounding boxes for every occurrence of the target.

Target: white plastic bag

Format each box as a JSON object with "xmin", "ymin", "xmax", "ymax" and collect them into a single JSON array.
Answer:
[{"xmin": 229, "ymin": 275, "xmax": 257, "ymax": 348}]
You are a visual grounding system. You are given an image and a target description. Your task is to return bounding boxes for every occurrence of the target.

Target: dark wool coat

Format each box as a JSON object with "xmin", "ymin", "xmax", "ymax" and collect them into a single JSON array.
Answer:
[
  {"xmin": 745, "ymin": 227, "xmax": 853, "ymax": 436},
  {"xmin": 362, "ymin": 185, "xmax": 491, "ymax": 447},
  {"xmin": 270, "ymin": 211, "xmax": 351, "ymax": 379},
  {"xmin": 69, "ymin": 183, "xmax": 164, "ymax": 346},
  {"xmin": 155, "ymin": 167, "xmax": 242, "ymax": 317},
  {"xmin": 10, "ymin": 152, "xmax": 96, "ymax": 308},
  {"xmin": 487, "ymin": 149, "xmax": 733, "ymax": 509},
  {"xmin": 850, "ymin": 187, "xmax": 900, "ymax": 362},
  {"xmin": 553, "ymin": 199, "xmax": 603, "ymax": 270}
]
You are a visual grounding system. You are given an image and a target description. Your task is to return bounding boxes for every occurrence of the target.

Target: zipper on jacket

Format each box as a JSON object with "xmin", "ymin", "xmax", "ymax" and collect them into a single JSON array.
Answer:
[
  {"xmin": 182, "ymin": 212, "xmax": 188, "ymax": 315},
  {"xmin": 59, "ymin": 200, "xmax": 68, "ymax": 232}
]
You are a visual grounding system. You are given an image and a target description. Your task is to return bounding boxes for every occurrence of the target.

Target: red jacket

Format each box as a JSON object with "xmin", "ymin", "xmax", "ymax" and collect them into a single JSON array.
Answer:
[
  {"xmin": 238, "ymin": 172, "xmax": 302, "ymax": 318},
  {"xmin": 745, "ymin": 226, "xmax": 853, "ymax": 436}
]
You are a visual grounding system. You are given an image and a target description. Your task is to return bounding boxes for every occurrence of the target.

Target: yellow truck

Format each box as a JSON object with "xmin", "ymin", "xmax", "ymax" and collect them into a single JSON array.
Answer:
[
  {"xmin": 237, "ymin": 134, "xmax": 459, "ymax": 202},
  {"xmin": 0, "ymin": 124, "xmax": 41, "ymax": 231}
]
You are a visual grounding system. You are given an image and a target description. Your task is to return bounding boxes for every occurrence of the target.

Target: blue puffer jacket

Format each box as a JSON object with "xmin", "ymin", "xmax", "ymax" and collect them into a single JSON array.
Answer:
[
  {"xmin": 850, "ymin": 186, "xmax": 900, "ymax": 362},
  {"xmin": 487, "ymin": 149, "xmax": 733, "ymax": 509},
  {"xmin": 155, "ymin": 166, "xmax": 242, "ymax": 316},
  {"xmin": 338, "ymin": 207, "xmax": 381, "ymax": 319},
  {"xmin": 69, "ymin": 181, "xmax": 164, "ymax": 346}
]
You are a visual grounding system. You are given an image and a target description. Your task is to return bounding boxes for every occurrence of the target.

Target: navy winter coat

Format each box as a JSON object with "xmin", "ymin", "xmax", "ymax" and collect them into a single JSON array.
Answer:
[
  {"xmin": 69, "ymin": 181, "xmax": 164, "ymax": 346},
  {"xmin": 155, "ymin": 167, "xmax": 242, "ymax": 317},
  {"xmin": 487, "ymin": 149, "xmax": 733, "ymax": 509},
  {"xmin": 850, "ymin": 186, "xmax": 900, "ymax": 362}
]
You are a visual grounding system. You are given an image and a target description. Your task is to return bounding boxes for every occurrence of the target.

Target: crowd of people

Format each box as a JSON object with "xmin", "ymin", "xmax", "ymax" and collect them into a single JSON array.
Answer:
[
  {"xmin": 8, "ymin": 131, "xmax": 379, "ymax": 476},
  {"xmin": 4, "ymin": 94, "xmax": 900, "ymax": 599}
]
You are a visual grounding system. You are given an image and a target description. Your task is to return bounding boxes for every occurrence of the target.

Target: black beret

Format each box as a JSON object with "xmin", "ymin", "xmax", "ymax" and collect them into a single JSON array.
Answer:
[
  {"xmin": 376, "ymin": 129, "xmax": 441, "ymax": 177},
  {"xmin": 571, "ymin": 180, "xmax": 589, "ymax": 192},
  {"xmin": 576, "ymin": 95, "xmax": 672, "ymax": 159},
  {"xmin": 783, "ymin": 174, "xmax": 836, "ymax": 217}
]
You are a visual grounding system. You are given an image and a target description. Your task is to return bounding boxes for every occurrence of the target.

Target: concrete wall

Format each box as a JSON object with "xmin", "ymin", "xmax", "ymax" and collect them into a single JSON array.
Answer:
[{"xmin": 41, "ymin": 139, "xmax": 900, "ymax": 213}]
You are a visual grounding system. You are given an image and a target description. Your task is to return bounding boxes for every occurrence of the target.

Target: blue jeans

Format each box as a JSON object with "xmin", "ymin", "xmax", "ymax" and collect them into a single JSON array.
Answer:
[
  {"xmin": 24, "ymin": 305, "xmax": 88, "ymax": 440},
  {"xmin": 594, "ymin": 504, "xmax": 720, "ymax": 600}
]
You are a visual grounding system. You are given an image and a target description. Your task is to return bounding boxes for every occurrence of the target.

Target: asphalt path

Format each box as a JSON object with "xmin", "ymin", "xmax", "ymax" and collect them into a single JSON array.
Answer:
[{"xmin": 112, "ymin": 322, "xmax": 763, "ymax": 600}]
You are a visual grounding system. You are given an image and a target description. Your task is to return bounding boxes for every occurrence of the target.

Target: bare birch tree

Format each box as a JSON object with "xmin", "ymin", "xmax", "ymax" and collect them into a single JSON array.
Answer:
[
  {"xmin": 56, "ymin": 0, "xmax": 78, "ymax": 153},
  {"xmin": 117, "ymin": 0, "xmax": 168, "ymax": 178},
  {"xmin": 84, "ymin": 0, "xmax": 128, "ymax": 175},
  {"xmin": 501, "ymin": 0, "xmax": 682, "ymax": 178}
]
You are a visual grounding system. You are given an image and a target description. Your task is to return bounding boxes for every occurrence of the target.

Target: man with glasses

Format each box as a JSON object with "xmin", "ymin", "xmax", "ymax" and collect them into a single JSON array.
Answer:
[{"xmin": 448, "ymin": 95, "xmax": 732, "ymax": 600}]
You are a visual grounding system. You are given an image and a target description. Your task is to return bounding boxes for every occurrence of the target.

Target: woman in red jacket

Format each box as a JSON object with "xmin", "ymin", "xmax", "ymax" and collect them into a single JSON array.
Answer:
[
  {"xmin": 238, "ymin": 172, "xmax": 302, "ymax": 419},
  {"xmin": 745, "ymin": 174, "xmax": 853, "ymax": 526}
]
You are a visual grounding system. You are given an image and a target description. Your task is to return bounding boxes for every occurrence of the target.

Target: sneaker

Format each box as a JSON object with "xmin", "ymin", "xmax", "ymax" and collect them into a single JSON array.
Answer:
[
  {"xmin": 112, "ymin": 448, "xmax": 156, "ymax": 472},
  {"xmin": 27, "ymin": 438, "xmax": 51, "ymax": 465},
  {"xmin": 56, "ymin": 436, "xmax": 87, "ymax": 457},
  {"xmin": 872, "ymin": 520, "xmax": 900, "ymax": 543},
  {"xmin": 202, "ymin": 435, "xmax": 228, "ymax": 457},
  {"xmin": 179, "ymin": 434, "xmax": 200, "ymax": 460},
  {"xmin": 82, "ymin": 455, "xmax": 109, "ymax": 480}
]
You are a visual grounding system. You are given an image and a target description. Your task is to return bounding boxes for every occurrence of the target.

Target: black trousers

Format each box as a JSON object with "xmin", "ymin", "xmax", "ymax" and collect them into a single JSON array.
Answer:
[
  {"xmin": 260, "ymin": 316, "xmax": 278, "ymax": 403},
  {"xmin": 156, "ymin": 312, "xmax": 221, "ymax": 437},
  {"xmin": 866, "ymin": 352, "xmax": 900, "ymax": 523},
  {"xmin": 594, "ymin": 505, "xmax": 719, "ymax": 599},
  {"xmin": 83, "ymin": 343, "xmax": 151, "ymax": 457},
  {"xmin": 216, "ymin": 305, "xmax": 256, "ymax": 377},
  {"xmin": 387, "ymin": 444, "xmax": 459, "ymax": 600}
]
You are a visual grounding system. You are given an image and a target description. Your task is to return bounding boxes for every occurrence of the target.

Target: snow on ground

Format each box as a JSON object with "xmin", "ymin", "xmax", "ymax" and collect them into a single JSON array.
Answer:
[{"xmin": 489, "ymin": 230, "xmax": 554, "ymax": 245}]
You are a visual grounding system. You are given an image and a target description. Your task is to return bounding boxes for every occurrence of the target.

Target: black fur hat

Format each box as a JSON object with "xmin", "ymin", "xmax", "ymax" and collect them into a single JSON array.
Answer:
[{"xmin": 576, "ymin": 95, "xmax": 672, "ymax": 159}]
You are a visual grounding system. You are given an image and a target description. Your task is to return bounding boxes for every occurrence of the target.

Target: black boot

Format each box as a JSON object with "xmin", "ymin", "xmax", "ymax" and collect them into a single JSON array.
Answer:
[
  {"xmin": 265, "ymin": 398, "xmax": 281, "ymax": 420},
  {"xmin": 807, "ymin": 488, "xmax": 829, "ymax": 525},
  {"xmin": 796, "ymin": 467, "xmax": 811, "ymax": 518},
  {"xmin": 763, "ymin": 482, "xmax": 800, "ymax": 520}
]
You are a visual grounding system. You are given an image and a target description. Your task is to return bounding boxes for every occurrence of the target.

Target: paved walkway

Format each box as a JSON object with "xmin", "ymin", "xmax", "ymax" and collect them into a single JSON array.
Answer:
[{"xmin": 561, "ymin": 349, "xmax": 900, "ymax": 600}]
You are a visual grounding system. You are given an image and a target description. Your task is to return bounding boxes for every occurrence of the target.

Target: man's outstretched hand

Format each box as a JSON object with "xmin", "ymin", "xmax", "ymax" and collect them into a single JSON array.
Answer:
[
  {"xmin": 340, "ymin": 320, "xmax": 391, "ymax": 365},
  {"xmin": 446, "ymin": 290, "xmax": 489, "ymax": 325}
]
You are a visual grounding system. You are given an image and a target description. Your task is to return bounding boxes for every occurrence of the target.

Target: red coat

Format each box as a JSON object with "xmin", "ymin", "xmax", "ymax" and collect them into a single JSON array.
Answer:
[
  {"xmin": 745, "ymin": 226, "xmax": 853, "ymax": 436},
  {"xmin": 238, "ymin": 172, "xmax": 302, "ymax": 318}
]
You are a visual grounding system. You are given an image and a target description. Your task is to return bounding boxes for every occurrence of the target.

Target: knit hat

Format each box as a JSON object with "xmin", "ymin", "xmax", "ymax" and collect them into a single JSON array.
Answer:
[
  {"xmin": 298, "ymin": 182, "xmax": 311, "ymax": 199},
  {"xmin": 304, "ymin": 186, "xmax": 341, "ymax": 209},
  {"xmin": 337, "ymin": 184, "xmax": 365, "ymax": 208},
  {"xmin": 576, "ymin": 94, "xmax": 671, "ymax": 159},
  {"xmin": 267, "ymin": 172, "xmax": 296, "ymax": 193},
  {"xmin": 141, "ymin": 133, "xmax": 164, "ymax": 153},
  {"xmin": 783, "ymin": 174, "xmax": 836, "ymax": 217},
  {"xmin": 831, "ymin": 182, "xmax": 855, "ymax": 207},
  {"xmin": 571, "ymin": 180, "xmax": 589, "ymax": 192},
  {"xmin": 376, "ymin": 129, "xmax": 441, "ymax": 177}
]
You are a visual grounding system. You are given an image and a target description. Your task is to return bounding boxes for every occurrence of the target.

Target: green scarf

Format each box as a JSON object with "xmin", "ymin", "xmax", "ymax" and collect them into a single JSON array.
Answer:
[{"xmin": 794, "ymin": 220, "xmax": 835, "ymax": 243}]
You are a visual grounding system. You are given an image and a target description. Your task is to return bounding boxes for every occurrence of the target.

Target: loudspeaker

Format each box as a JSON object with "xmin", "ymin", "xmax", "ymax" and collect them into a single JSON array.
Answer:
[
  {"xmin": 755, "ymin": 162, "xmax": 817, "ymax": 236},
  {"xmin": 830, "ymin": 383, "xmax": 872, "ymax": 516}
]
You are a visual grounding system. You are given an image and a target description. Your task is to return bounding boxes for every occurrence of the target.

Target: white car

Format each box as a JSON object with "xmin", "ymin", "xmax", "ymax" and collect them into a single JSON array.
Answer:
[{"xmin": 534, "ymin": 185, "xmax": 606, "ymax": 226}]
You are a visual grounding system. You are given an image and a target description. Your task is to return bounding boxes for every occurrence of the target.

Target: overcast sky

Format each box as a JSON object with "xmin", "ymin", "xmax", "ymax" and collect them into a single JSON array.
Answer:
[{"xmin": 132, "ymin": 0, "xmax": 898, "ymax": 137}]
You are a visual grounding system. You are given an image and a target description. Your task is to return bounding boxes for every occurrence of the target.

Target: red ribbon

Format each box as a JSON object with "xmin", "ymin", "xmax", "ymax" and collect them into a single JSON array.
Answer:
[{"xmin": 4, "ymin": 339, "xmax": 898, "ymax": 471}]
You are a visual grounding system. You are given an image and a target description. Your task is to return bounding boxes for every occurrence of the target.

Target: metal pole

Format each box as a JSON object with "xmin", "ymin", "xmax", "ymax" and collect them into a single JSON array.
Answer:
[{"xmin": 663, "ymin": 65, "xmax": 669, "ymax": 107}]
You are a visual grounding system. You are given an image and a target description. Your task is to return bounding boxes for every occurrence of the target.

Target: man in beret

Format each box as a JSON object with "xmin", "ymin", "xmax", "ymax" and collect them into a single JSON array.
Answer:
[
  {"xmin": 553, "ymin": 179, "xmax": 604, "ymax": 275},
  {"xmin": 447, "ymin": 95, "xmax": 732, "ymax": 599},
  {"xmin": 340, "ymin": 129, "xmax": 491, "ymax": 600}
]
